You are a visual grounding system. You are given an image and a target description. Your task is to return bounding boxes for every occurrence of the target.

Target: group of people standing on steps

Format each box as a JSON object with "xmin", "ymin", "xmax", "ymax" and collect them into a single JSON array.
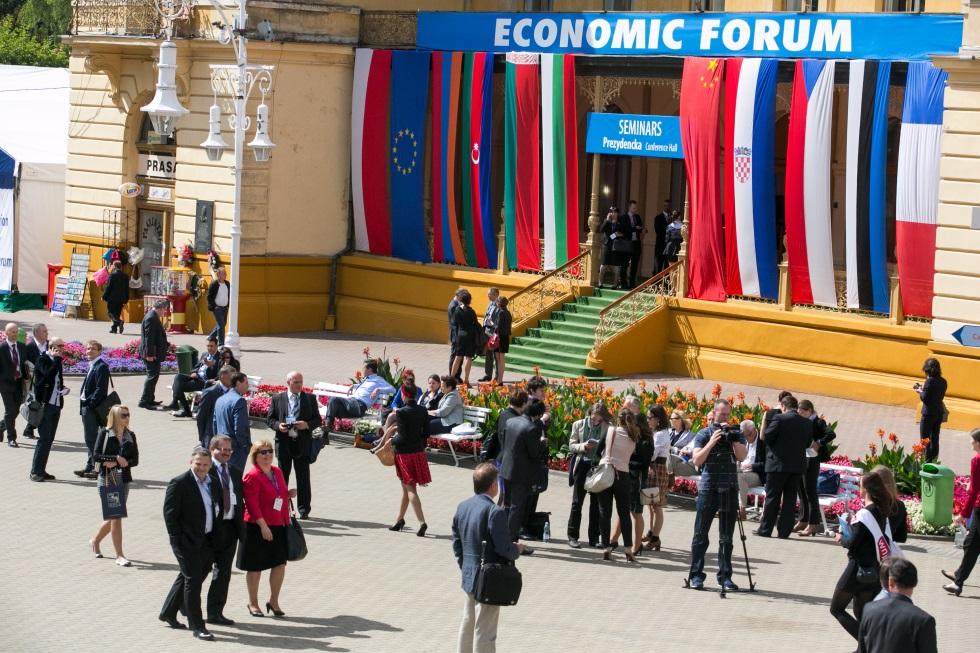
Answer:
[
  {"xmin": 600, "ymin": 199, "xmax": 684, "ymax": 290},
  {"xmin": 447, "ymin": 286, "xmax": 512, "ymax": 386}
]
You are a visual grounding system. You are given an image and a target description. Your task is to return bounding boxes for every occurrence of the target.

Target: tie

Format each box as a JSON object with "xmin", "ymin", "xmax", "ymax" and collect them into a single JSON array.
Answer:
[
  {"xmin": 11, "ymin": 345, "xmax": 19, "ymax": 380},
  {"xmin": 670, "ymin": 429, "xmax": 679, "ymax": 446},
  {"xmin": 220, "ymin": 464, "xmax": 231, "ymax": 516},
  {"xmin": 290, "ymin": 394, "xmax": 299, "ymax": 419}
]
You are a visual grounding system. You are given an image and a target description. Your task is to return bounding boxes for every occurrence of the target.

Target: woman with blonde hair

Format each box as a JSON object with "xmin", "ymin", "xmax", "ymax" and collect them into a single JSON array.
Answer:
[
  {"xmin": 90, "ymin": 405, "xmax": 139, "ymax": 566},
  {"xmin": 597, "ymin": 408, "xmax": 639, "ymax": 563}
]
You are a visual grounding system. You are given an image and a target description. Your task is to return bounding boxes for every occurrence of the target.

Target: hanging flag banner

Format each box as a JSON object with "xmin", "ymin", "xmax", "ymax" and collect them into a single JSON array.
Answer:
[
  {"xmin": 504, "ymin": 52, "xmax": 541, "ymax": 272},
  {"xmin": 585, "ymin": 113, "xmax": 683, "ymax": 159},
  {"xmin": 724, "ymin": 57, "xmax": 778, "ymax": 301},
  {"xmin": 431, "ymin": 51, "xmax": 466, "ymax": 264},
  {"xmin": 785, "ymin": 59, "xmax": 836, "ymax": 308},
  {"xmin": 459, "ymin": 52, "xmax": 496, "ymax": 269},
  {"xmin": 389, "ymin": 50, "xmax": 431, "ymax": 264},
  {"xmin": 351, "ymin": 48, "xmax": 392, "ymax": 256},
  {"xmin": 845, "ymin": 60, "xmax": 891, "ymax": 314},
  {"xmin": 0, "ymin": 188, "xmax": 13, "ymax": 293},
  {"xmin": 417, "ymin": 12, "xmax": 962, "ymax": 60},
  {"xmin": 896, "ymin": 61, "xmax": 948, "ymax": 319},
  {"xmin": 541, "ymin": 53, "xmax": 580, "ymax": 271}
]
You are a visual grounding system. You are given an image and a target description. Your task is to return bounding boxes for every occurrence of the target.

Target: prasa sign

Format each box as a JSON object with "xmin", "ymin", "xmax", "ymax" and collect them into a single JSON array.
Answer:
[{"xmin": 138, "ymin": 153, "xmax": 178, "ymax": 180}]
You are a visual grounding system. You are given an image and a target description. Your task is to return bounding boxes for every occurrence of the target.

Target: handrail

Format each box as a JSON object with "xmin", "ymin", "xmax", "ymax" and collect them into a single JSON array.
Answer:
[
  {"xmin": 508, "ymin": 249, "xmax": 591, "ymax": 326},
  {"xmin": 592, "ymin": 262, "xmax": 681, "ymax": 351}
]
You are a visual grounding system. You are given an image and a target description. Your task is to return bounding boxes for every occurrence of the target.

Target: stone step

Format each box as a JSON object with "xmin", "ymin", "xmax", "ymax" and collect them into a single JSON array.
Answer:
[{"xmin": 511, "ymin": 336, "xmax": 593, "ymax": 357}]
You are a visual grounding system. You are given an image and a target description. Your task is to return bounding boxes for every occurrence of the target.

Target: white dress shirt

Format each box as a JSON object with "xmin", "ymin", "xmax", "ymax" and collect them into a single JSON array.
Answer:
[
  {"xmin": 211, "ymin": 459, "xmax": 237, "ymax": 520},
  {"xmin": 196, "ymin": 475, "xmax": 214, "ymax": 534}
]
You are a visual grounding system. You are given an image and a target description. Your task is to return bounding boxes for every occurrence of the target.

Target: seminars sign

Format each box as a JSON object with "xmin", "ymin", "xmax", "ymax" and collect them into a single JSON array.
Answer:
[
  {"xmin": 586, "ymin": 113, "xmax": 683, "ymax": 159},
  {"xmin": 416, "ymin": 13, "xmax": 963, "ymax": 61}
]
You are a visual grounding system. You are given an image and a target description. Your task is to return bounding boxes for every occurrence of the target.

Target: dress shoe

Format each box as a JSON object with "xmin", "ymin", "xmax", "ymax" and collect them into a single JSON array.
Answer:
[
  {"xmin": 752, "ymin": 529, "xmax": 771, "ymax": 537},
  {"xmin": 602, "ymin": 547, "xmax": 612, "ymax": 561},
  {"xmin": 206, "ymin": 615, "xmax": 235, "ymax": 626},
  {"xmin": 298, "ymin": 510, "xmax": 309, "ymax": 519},
  {"xmin": 799, "ymin": 525, "xmax": 823, "ymax": 537},
  {"xmin": 520, "ymin": 546, "xmax": 535, "ymax": 556},
  {"xmin": 689, "ymin": 577, "xmax": 704, "ymax": 590},
  {"xmin": 416, "ymin": 523, "xmax": 428, "ymax": 537},
  {"xmin": 477, "ymin": 376, "xmax": 491, "ymax": 382},
  {"xmin": 151, "ymin": 400, "xmax": 163, "ymax": 406},
  {"xmin": 74, "ymin": 468, "xmax": 93, "ymax": 478},
  {"xmin": 246, "ymin": 604, "xmax": 264, "ymax": 617},
  {"xmin": 43, "ymin": 472, "xmax": 55, "ymax": 480},
  {"xmin": 170, "ymin": 410, "xmax": 192, "ymax": 418},
  {"xmin": 161, "ymin": 402, "xmax": 179, "ymax": 411},
  {"xmin": 24, "ymin": 432, "xmax": 37, "ymax": 440},
  {"xmin": 265, "ymin": 602, "xmax": 285, "ymax": 617},
  {"xmin": 138, "ymin": 402, "xmax": 156, "ymax": 410},
  {"xmin": 388, "ymin": 518, "xmax": 405, "ymax": 532},
  {"xmin": 943, "ymin": 582, "xmax": 963, "ymax": 596},
  {"xmin": 719, "ymin": 579, "xmax": 740, "ymax": 592},
  {"xmin": 568, "ymin": 538, "xmax": 581, "ymax": 549},
  {"xmin": 29, "ymin": 473, "xmax": 44, "ymax": 482},
  {"xmin": 159, "ymin": 615, "xmax": 186, "ymax": 629},
  {"xmin": 193, "ymin": 629, "xmax": 215, "ymax": 641},
  {"xmin": 7, "ymin": 440, "xmax": 17, "ymax": 448},
  {"xmin": 115, "ymin": 557, "xmax": 132, "ymax": 567},
  {"xmin": 941, "ymin": 569, "xmax": 957, "ymax": 582}
]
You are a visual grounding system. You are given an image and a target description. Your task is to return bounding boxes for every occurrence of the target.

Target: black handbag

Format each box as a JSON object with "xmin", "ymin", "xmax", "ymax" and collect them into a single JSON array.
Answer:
[
  {"xmin": 611, "ymin": 238, "xmax": 634, "ymax": 254},
  {"xmin": 286, "ymin": 499, "xmax": 308, "ymax": 561},
  {"xmin": 94, "ymin": 371, "xmax": 121, "ymax": 425},
  {"xmin": 474, "ymin": 558, "xmax": 522, "ymax": 606},
  {"xmin": 856, "ymin": 565, "xmax": 879, "ymax": 585},
  {"xmin": 19, "ymin": 375, "xmax": 44, "ymax": 428}
]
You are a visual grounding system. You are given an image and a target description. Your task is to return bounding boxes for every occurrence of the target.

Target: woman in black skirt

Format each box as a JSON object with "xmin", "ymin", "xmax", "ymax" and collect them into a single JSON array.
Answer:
[
  {"xmin": 239, "ymin": 439, "xmax": 295, "ymax": 617},
  {"xmin": 492, "ymin": 296, "xmax": 512, "ymax": 384},
  {"xmin": 90, "ymin": 405, "xmax": 139, "ymax": 567},
  {"xmin": 450, "ymin": 290, "xmax": 479, "ymax": 385}
]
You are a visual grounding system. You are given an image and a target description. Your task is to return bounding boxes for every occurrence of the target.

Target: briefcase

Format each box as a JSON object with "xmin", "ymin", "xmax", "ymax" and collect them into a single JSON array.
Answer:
[{"xmin": 474, "ymin": 561, "xmax": 522, "ymax": 606}]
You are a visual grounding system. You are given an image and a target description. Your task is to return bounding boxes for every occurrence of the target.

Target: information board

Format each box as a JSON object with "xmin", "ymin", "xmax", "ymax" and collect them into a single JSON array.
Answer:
[{"xmin": 49, "ymin": 275, "xmax": 69, "ymax": 317}]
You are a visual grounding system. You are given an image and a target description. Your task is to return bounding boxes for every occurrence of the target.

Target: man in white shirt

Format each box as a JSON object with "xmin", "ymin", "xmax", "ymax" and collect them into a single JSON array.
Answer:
[
  {"xmin": 206, "ymin": 435, "xmax": 243, "ymax": 626},
  {"xmin": 207, "ymin": 267, "xmax": 231, "ymax": 346},
  {"xmin": 737, "ymin": 420, "xmax": 766, "ymax": 517},
  {"xmin": 23, "ymin": 323, "xmax": 49, "ymax": 440},
  {"xmin": 323, "ymin": 360, "xmax": 395, "ymax": 432}
]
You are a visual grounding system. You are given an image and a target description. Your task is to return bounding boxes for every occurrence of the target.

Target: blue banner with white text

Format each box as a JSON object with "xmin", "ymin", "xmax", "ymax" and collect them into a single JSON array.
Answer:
[{"xmin": 586, "ymin": 113, "xmax": 684, "ymax": 158}]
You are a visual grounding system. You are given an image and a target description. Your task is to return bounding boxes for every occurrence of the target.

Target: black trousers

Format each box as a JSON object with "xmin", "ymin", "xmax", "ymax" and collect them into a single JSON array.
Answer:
[
  {"xmin": 627, "ymin": 246, "xmax": 642, "ymax": 288},
  {"xmin": 107, "ymin": 302, "xmax": 125, "ymax": 332},
  {"xmin": 141, "ymin": 359, "xmax": 162, "ymax": 404},
  {"xmin": 759, "ymin": 471, "xmax": 802, "ymax": 538},
  {"xmin": 483, "ymin": 349, "xmax": 496, "ymax": 380},
  {"xmin": 919, "ymin": 413, "xmax": 942, "ymax": 462},
  {"xmin": 171, "ymin": 374, "xmax": 206, "ymax": 413},
  {"xmin": 501, "ymin": 478, "xmax": 533, "ymax": 542},
  {"xmin": 799, "ymin": 457, "xmax": 821, "ymax": 525},
  {"xmin": 206, "ymin": 525, "xmax": 238, "ymax": 619},
  {"xmin": 161, "ymin": 543, "xmax": 214, "ymax": 631},
  {"xmin": 954, "ymin": 507, "xmax": 980, "ymax": 586},
  {"xmin": 277, "ymin": 439, "xmax": 312, "ymax": 514},
  {"xmin": 0, "ymin": 386, "xmax": 23, "ymax": 441},
  {"xmin": 597, "ymin": 471, "xmax": 632, "ymax": 548},
  {"xmin": 30, "ymin": 405, "xmax": 61, "ymax": 476},
  {"xmin": 567, "ymin": 464, "xmax": 600, "ymax": 545},
  {"xmin": 81, "ymin": 406, "xmax": 101, "ymax": 470}
]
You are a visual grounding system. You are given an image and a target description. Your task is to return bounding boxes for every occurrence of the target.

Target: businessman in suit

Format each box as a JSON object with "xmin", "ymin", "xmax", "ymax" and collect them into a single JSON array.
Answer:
[
  {"xmin": 858, "ymin": 558, "xmax": 937, "ymax": 653},
  {"xmin": 23, "ymin": 323, "xmax": 49, "ymax": 440},
  {"xmin": 75, "ymin": 341, "xmax": 110, "ymax": 478},
  {"xmin": 0, "ymin": 322, "xmax": 29, "ymax": 447},
  {"xmin": 102, "ymin": 260, "xmax": 130, "ymax": 334},
  {"xmin": 755, "ymin": 395, "xmax": 812, "ymax": 538},
  {"xmin": 452, "ymin": 463, "xmax": 522, "ymax": 653},
  {"xmin": 653, "ymin": 200, "xmax": 671, "ymax": 274},
  {"xmin": 139, "ymin": 299, "xmax": 170, "ymax": 409},
  {"xmin": 499, "ymin": 398, "xmax": 548, "ymax": 549},
  {"xmin": 214, "ymin": 372, "xmax": 251, "ymax": 473},
  {"xmin": 447, "ymin": 288, "xmax": 464, "ymax": 377},
  {"xmin": 205, "ymin": 435, "xmax": 244, "ymax": 626},
  {"xmin": 164, "ymin": 337, "xmax": 219, "ymax": 418},
  {"xmin": 736, "ymin": 419, "xmax": 767, "ymax": 518},
  {"xmin": 197, "ymin": 365, "xmax": 233, "ymax": 448},
  {"xmin": 624, "ymin": 200, "xmax": 645, "ymax": 288},
  {"xmin": 266, "ymin": 371, "xmax": 322, "ymax": 518},
  {"xmin": 160, "ymin": 447, "xmax": 220, "ymax": 640}
]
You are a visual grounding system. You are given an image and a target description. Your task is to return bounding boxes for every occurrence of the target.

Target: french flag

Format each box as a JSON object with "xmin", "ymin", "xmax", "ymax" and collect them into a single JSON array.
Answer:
[
  {"xmin": 896, "ymin": 61, "xmax": 947, "ymax": 319},
  {"xmin": 724, "ymin": 58, "xmax": 778, "ymax": 300},
  {"xmin": 785, "ymin": 60, "xmax": 837, "ymax": 308}
]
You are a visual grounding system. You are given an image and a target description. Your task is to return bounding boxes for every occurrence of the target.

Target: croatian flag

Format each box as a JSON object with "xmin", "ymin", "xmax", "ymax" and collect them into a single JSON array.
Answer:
[
  {"xmin": 724, "ymin": 58, "xmax": 778, "ymax": 300},
  {"xmin": 896, "ymin": 61, "xmax": 947, "ymax": 319},
  {"xmin": 785, "ymin": 59, "xmax": 836, "ymax": 308}
]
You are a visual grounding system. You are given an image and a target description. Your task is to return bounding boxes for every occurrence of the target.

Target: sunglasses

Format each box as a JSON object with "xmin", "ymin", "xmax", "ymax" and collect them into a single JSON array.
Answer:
[
  {"xmin": 257, "ymin": 449, "xmax": 274, "ymax": 455},
  {"xmin": 670, "ymin": 416, "xmax": 682, "ymax": 420},
  {"xmin": 120, "ymin": 413, "xmax": 131, "ymax": 418}
]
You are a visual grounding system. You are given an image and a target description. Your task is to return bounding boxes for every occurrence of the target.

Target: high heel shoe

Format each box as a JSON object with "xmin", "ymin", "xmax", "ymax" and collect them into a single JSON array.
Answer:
[
  {"xmin": 644, "ymin": 535, "xmax": 661, "ymax": 551},
  {"xmin": 416, "ymin": 523, "xmax": 428, "ymax": 537},
  {"xmin": 624, "ymin": 550, "xmax": 637, "ymax": 563},
  {"xmin": 388, "ymin": 519, "xmax": 405, "ymax": 532},
  {"xmin": 247, "ymin": 605, "xmax": 264, "ymax": 617},
  {"xmin": 89, "ymin": 539, "xmax": 103, "ymax": 559},
  {"xmin": 115, "ymin": 557, "xmax": 132, "ymax": 567},
  {"xmin": 602, "ymin": 547, "xmax": 612, "ymax": 561},
  {"xmin": 642, "ymin": 530, "xmax": 654, "ymax": 543},
  {"xmin": 265, "ymin": 602, "xmax": 285, "ymax": 617},
  {"xmin": 792, "ymin": 521, "xmax": 807, "ymax": 533}
]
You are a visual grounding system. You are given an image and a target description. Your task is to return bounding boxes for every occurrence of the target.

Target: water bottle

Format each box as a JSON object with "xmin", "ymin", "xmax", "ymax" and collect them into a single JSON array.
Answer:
[{"xmin": 542, "ymin": 521, "xmax": 551, "ymax": 543}]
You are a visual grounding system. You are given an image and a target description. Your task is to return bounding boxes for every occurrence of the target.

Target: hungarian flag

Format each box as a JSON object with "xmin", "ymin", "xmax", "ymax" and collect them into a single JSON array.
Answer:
[
  {"xmin": 785, "ymin": 60, "xmax": 836, "ymax": 307},
  {"xmin": 504, "ymin": 53, "xmax": 540, "ymax": 272},
  {"xmin": 351, "ymin": 48, "xmax": 392, "ymax": 256},
  {"xmin": 389, "ymin": 50, "xmax": 430, "ymax": 263},
  {"xmin": 724, "ymin": 58, "xmax": 778, "ymax": 301},
  {"xmin": 460, "ymin": 52, "xmax": 496, "ymax": 268},
  {"xmin": 896, "ymin": 61, "xmax": 947, "ymax": 318},
  {"xmin": 845, "ymin": 60, "xmax": 891, "ymax": 313},
  {"xmin": 541, "ymin": 53, "xmax": 580, "ymax": 271},
  {"xmin": 680, "ymin": 57, "xmax": 725, "ymax": 302},
  {"xmin": 430, "ymin": 51, "xmax": 466, "ymax": 264}
]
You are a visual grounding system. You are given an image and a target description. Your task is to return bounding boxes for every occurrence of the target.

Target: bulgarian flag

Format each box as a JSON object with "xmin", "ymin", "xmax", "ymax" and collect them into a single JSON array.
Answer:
[
  {"xmin": 541, "ymin": 53, "xmax": 580, "ymax": 271},
  {"xmin": 504, "ymin": 53, "xmax": 541, "ymax": 272}
]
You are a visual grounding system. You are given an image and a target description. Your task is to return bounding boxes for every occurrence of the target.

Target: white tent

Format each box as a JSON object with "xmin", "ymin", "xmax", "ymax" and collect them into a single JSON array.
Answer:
[{"xmin": 0, "ymin": 64, "xmax": 69, "ymax": 295}]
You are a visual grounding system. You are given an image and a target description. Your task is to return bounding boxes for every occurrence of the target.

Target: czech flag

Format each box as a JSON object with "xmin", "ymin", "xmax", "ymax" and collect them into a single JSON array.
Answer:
[
  {"xmin": 785, "ymin": 60, "xmax": 836, "ymax": 308},
  {"xmin": 896, "ymin": 61, "xmax": 947, "ymax": 319},
  {"xmin": 724, "ymin": 58, "xmax": 778, "ymax": 301}
]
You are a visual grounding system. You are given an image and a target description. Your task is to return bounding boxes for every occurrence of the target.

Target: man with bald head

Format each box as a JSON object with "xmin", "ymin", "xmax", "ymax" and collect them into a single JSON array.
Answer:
[
  {"xmin": 266, "ymin": 371, "xmax": 321, "ymax": 518},
  {"xmin": 0, "ymin": 322, "xmax": 29, "ymax": 446}
]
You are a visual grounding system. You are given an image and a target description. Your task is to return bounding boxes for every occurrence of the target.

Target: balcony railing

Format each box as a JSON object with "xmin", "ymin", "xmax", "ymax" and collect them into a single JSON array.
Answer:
[{"xmin": 71, "ymin": 0, "xmax": 163, "ymax": 37}]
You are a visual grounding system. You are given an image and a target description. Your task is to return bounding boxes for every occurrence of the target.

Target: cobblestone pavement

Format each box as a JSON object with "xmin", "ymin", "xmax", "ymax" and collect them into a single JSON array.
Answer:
[{"xmin": 0, "ymin": 311, "xmax": 974, "ymax": 652}]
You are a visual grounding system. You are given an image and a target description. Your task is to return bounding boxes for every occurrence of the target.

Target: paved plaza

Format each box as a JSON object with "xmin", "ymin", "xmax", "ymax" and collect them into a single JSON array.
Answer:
[{"xmin": 0, "ymin": 311, "xmax": 975, "ymax": 651}]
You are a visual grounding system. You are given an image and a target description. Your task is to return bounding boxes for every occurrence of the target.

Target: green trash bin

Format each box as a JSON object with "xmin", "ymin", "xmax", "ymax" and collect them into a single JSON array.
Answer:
[
  {"xmin": 175, "ymin": 345, "xmax": 197, "ymax": 375},
  {"xmin": 920, "ymin": 463, "xmax": 956, "ymax": 529}
]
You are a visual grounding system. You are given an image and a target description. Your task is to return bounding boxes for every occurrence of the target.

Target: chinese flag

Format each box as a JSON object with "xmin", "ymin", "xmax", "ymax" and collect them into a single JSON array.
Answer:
[{"xmin": 680, "ymin": 57, "xmax": 726, "ymax": 301}]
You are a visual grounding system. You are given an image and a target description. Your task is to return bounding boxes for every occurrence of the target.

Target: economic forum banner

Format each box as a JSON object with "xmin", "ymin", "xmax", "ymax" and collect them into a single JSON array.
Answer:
[{"xmin": 416, "ymin": 12, "xmax": 963, "ymax": 61}]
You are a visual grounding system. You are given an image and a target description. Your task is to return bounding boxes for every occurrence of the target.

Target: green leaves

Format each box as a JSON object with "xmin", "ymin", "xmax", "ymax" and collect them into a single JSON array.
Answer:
[{"xmin": 0, "ymin": 16, "xmax": 68, "ymax": 67}]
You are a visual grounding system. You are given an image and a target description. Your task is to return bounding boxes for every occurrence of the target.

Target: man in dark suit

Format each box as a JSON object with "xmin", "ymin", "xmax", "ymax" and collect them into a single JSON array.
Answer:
[
  {"xmin": 755, "ymin": 395, "xmax": 812, "ymax": 538},
  {"xmin": 164, "ymin": 337, "xmax": 220, "ymax": 417},
  {"xmin": 214, "ymin": 372, "xmax": 251, "ymax": 473},
  {"xmin": 653, "ymin": 200, "xmax": 671, "ymax": 274},
  {"xmin": 858, "ymin": 558, "xmax": 937, "ymax": 653},
  {"xmin": 0, "ymin": 322, "xmax": 28, "ymax": 447},
  {"xmin": 499, "ymin": 398, "xmax": 547, "ymax": 549},
  {"xmin": 447, "ymin": 288, "xmax": 464, "ymax": 377},
  {"xmin": 736, "ymin": 419, "xmax": 766, "ymax": 519},
  {"xmin": 197, "ymin": 365, "xmax": 233, "ymax": 448},
  {"xmin": 161, "ymin": 446, "xmax": 220, "ymax": 640},
  {"xmin": 102, "ymin": 260, "xmax": 130, "ymax": 334},
  {"xmin": 452, "ymin": 463, "xmax": 522, "ymax": 652},
  {"xmin": 23, "ymin": 322, "xmax": 49, "ymax": 440},
  {"xmin": 206, "ymin": 267, "xmax": 230, "ymax": 346},
  {"xmin": 624, "ymin": 200, "xmax": 645, "ymax": 288},
  {"xmin": 205, "ymin": 435, "xmax": 244, "ymax": 627},
  {"xmin": 29, "ymin": 338, "xmax": 67, "ymax": 481},
  {"xmin": 139, "ymin": 299, "xmax": 170, "ymax": 409},
  {"xmin": 266, "ymin": 371, "xmax": 322, "ymax": 518},
  {"xmin": 75, "ymin": 340, "xmax": 110, "ymax": 478}
]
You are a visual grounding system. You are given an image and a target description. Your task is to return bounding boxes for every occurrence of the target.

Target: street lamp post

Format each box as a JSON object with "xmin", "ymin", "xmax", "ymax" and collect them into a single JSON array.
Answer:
[{"xmin": 142, "ymin": 0, "xmax": 275, "ymax": 359}]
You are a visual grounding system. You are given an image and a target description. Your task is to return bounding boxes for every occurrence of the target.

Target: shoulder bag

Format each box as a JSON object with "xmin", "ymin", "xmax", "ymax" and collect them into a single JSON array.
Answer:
[
  {"xmin": 375, "ymin": 443, "xmax": 395, "ymax": 466},
  {"xmin": 94, "ymin": 369, "xmax": 121, "ymax": 425},
  {"xmin": 584, "ymin": 426, "xmax": 617, "ymax": 494},
  {"xmin": 612, "ymin": 237, "xmax": 635, "ymax": 254},
  {"xmin": 285, "ymin": 499, "xmax": 308, "ymax": 561},
  {"xmin": 474, "ymin": 543, "xmax": 522, "ymax": 606},
  {"xmin": 19, "ymin": 374, "xmax": 44, "ymax": 428}
]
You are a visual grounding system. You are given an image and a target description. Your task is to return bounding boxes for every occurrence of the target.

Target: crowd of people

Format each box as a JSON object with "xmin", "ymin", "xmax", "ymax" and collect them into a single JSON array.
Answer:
[
  {"xmin": 599, "ymin": 199, "xmax": 683, "ymax": 289},
  {"xmin": 447, "ymin": 287, "xmax": 512, "ymax": 386}
]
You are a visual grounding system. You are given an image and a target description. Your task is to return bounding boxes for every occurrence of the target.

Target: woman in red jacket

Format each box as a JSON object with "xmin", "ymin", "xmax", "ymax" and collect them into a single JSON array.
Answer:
[
  {"xmin": 943, "ymin": 428, "xmax": 980, "ymax": 596},
  {"xmin": 238, "ymin": 439, "xmax": 295, "ymax": 617}
]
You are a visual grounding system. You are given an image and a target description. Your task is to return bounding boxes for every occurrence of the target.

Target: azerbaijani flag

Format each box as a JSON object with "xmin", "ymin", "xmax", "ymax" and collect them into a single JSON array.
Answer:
[
  {"xmin": 504, "ymin": 52, "xmax": 541, "ymax": 272},
  {"xmin": 459, "ymin": 52, "xmax": 496, "ymax": 268},
  {"xmin": 845, "ymin": 60, "xmax": 891, "ymax": 313},
  {"xmin": 351, "ymin": 48, "xmax": 392, "ymax": 256},
  {"xmin": 785, "ymin": 59, "xmax": 836, "ymax": 308},
  {"xmin": 896, "ymin": 61, "xmax": 947, "ymax": 318},
  {"xmin": 430, "ymin": 51, "xmax": 466, "ymax": 264},
  {"xmin": 541, "ymin": 53, "xmax": 580, "ymax": 271},
  {"xmin": 724, "ymin": 58, "xmax": 778, "ymax": 301}
]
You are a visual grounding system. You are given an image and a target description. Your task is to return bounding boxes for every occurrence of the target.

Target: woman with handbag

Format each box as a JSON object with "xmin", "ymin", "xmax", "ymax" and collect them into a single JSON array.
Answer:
[
  {"xmin": 90, "ymin": 405, "xmax": 139, "ymax": 566},
  {"xmin": 643, "ymin": 404, "xmax": 672, "ymax": 552},
  {"xmin": 239, "ymin": 439, "xmax": 295, "ymax": 617},
  {"xmin": 376, "ymin": 384, "xmax": 431, "ymax": 536},
  {"xmin": 596, "ymin": 409, "xmax": 639, "ymax": 563},
  {"xmin": 610, "ymin": 400, "xmax": 653, "ymax": 558},
  {"xmin": 492, "ymin": 296, "xmax": 512, "ymax": 384},
  {"xmin": 830, "ymin": 469, "xmax": 897, "ymax": 641}
]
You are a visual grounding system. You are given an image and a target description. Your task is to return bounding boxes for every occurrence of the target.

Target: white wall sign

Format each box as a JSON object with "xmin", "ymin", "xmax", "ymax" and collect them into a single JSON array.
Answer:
[
  {"xmin": 147, "ymin": 185, "xmax": 173, "ymax": 202},
  {"xmin": 0, "ymin": 188, "xmax": 13, "ymax": 292},
  {"xmin": 138, "ymin": 153, "xmax": 178, "ymax": 180}
]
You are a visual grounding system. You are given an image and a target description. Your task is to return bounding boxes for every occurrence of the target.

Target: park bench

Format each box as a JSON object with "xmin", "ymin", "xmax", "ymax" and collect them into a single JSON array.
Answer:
[
  {"xmin": 428, "ymin": 405, "xmax": 492, "ymax": 467},
  {"xmin": 742, "ymin": 462, "xmax": 863, "ymax": 534}
]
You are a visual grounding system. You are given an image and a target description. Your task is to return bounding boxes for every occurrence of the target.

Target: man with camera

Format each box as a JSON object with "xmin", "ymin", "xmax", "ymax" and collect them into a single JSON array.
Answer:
[
  {"xmin": 754, "ymin": 394, "xmax": 812, "ymax": 539},
  {"xmin": 688, "ymin": 399, "xmax": 747, "ymax": 591}
]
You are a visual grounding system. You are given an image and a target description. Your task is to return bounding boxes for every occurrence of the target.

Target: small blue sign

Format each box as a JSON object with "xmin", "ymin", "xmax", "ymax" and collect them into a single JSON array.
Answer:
[
  {"xmin": 586, "ymin": 113, "xmax": 684, "ymax": 159},
  {"xmin": 952, "ymin": 325, "xmax": 980, "ymax": 348}
]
